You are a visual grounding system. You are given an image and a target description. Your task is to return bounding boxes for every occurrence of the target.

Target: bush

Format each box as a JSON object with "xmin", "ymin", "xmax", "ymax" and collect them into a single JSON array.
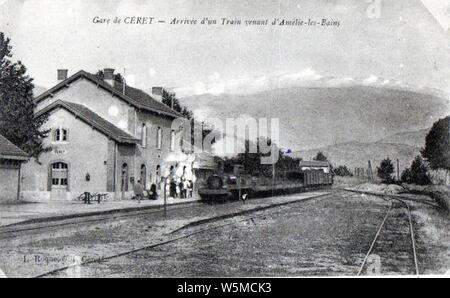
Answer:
[
  {"xmin": 313, "ymin": 151, "xmax": 328, "ymax": 161},
  {"xmin": 333, "ymin": 165, "xmax": 353, "ymax": 177}
]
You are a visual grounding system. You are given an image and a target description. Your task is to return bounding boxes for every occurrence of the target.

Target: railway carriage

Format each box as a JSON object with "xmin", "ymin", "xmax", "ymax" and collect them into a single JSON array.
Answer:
[{"xmin": 198, "ymin": 167, "xmax": 333, "ymax": 201}]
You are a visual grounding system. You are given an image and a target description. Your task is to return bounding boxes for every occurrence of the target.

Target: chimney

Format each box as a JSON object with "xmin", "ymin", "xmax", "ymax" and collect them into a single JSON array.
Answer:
[
  {"xmin": 152, "ymin": 87, "xmax": 164, "ymax": 101},
  {"xmin": 103, "ymin": 68, "xmax": 115, "ymax": 86},
  {"xmin": 57, "ymin": 69, "xmax": 68, "ymax": 82}
]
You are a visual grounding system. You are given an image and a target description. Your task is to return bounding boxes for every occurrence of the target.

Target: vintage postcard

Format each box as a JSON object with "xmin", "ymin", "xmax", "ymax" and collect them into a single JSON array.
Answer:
[{"xmin": 0, "ymin": 0, "xmax": 449, "ymax": 283}]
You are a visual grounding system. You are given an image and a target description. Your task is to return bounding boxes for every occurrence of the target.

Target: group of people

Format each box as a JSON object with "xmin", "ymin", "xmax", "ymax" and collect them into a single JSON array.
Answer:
[
  {"xmin": 168, "ymin": 178, "xmax": 193, "ymax": 199},
  {"xmin": 132, "ymin": 177, "xmax": 194, "ymax": 203}
]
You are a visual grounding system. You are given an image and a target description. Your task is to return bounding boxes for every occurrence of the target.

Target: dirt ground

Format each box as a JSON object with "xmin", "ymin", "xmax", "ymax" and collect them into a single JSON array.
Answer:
[
  {"xmin": 412, "ymin": 205, "xmax": 450, "ymax": 275},
  {"xmin": 49, "ymin": 192, "xmax": 438, "ymax": 277},
  {"xmin": 2, "ymin": 189, "xmax": 448, "ymax": 277}
]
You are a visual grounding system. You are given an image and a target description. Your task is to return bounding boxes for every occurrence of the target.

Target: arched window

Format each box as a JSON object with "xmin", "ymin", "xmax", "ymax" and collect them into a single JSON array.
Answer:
[
  {"xmin": 141, "ymin": 123, "xmax": 147, "ymax": 147},
  {"xmin": 121, "ymin": 163, "xmax": 129, "ymax": 191},
  {"xmin": 53, "ymin": 127, "xmax": 68, "ymax": 142},
  {"xmin": 156, "ymin": 165, "xmax": 161, "ymax": 176},
  {"xmin": 156, "ymin": 127, "xmax": 162, "ymax": 149},
  {"xmin": 140, "ymin": 164, "xmax": 147, "ymax": 189},
  {"xmin": 170, "ymin": 130, "xmax": 175, "ymax": 151}
]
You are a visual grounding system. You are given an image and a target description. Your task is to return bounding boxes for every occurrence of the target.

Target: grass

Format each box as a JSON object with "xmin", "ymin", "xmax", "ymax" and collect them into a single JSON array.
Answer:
[
  {"xmin": 333, "ymin": 176, "xmax": 371, "ymax": 188},
  {"xmin": 402, "ymin": 184, "xmax": 450, "ymax": 212}
]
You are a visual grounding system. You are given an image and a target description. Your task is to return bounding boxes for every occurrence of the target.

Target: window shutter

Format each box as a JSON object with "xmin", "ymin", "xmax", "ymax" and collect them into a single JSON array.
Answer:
[
  {"xmin": 66, "ymin": 166, "xmax": 70, "ymax": 191},
  {"xmin": 47, "ymin": 164, "xmax": 52, "ymax": 191},
  {"xmin": 146, "ymin": 125, "xmax": 149, "ymax": 147}
]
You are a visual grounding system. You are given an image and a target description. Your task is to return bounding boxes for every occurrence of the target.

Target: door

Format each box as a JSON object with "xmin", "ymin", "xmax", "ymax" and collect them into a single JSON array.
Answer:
[
  {"xmin": 50, "ymin": 162, "xmax": 68, "ymax": 200},
  {"xmin": 121, "ymin": 163, "xmax": 129, "ymax": 198}
]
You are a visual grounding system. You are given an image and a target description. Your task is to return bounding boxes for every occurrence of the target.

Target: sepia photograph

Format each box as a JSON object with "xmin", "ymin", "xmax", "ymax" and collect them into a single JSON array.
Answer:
[{"xmin": 0, "ymin": 0, "xmax": 449, "ymax": 284}]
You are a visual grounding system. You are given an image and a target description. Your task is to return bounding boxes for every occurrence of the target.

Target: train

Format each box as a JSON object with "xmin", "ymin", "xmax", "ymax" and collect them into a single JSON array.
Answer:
[{"xmin": 198, "ymin": 166, "xmax": 333, "ymax": 201}]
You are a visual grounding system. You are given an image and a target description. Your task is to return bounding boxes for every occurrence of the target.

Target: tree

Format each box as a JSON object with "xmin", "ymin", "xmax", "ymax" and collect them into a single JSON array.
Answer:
[
  {"xmin": 95, "ymin": 70, "xmax": 124, "ymax": 83},
  {"xmin": 313, "ymin": 151, "xmax": 328, "ymax": 161},
  {"xmin": 0, "ymin": 32, "xmax": 49, "ymax": 158},
  {"xmin": 400, "ymin": 168, "xmax": 411, "ymax": 183},
  {"xmin": 162, "ymin": 89, "xmax": 193, "ymax": 119},
  {"xmin": 377, "ymin": 158, "xmax": 394, "ymax": 183},
  {"xmin": 408, "ymin": 155, "xmax": 431, "ymax": 185},
  {"xmin": 222, "ymin": 138, "xmax": 301, "ymax": 178},
  {"xmin": 421, "ymin": 116, "xmax": 450, "ymax": 173}
]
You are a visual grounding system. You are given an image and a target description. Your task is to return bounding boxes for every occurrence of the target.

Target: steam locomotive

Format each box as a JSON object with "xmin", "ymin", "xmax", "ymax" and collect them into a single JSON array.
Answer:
[{"xmin": 198, "ymin": 166, "xmax": 333, "ymax": 201}]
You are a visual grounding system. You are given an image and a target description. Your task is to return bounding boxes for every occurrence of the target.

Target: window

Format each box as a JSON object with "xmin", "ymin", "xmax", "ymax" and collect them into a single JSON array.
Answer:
[
  {"xmin": 50, "ymin": 162, "xmax": 69, "ymax": 189},
  {"xmin": 156, "ymin": 127, "xmax": 162, "ymax": 149},
  {"xmin": 170, "ymin": 130, "xmax": 175, "ymax": 151},
  {"xmin": 156, "ymin": 165, "xmax": 161, "ymax": 176},
  {"xmin": 53, "ymin": 127, "xmax": 68, "ymax": 142},
  {"xmin": 121, "ymin": 163, "xmax": 129, "ymax": 191},
  {"xmin": 141, "ymin": 123, "xmax": 147, "ymax": 147},
  {"xmin": 52, "ymin": 162, "xmax": 68, "ymax": 169}
]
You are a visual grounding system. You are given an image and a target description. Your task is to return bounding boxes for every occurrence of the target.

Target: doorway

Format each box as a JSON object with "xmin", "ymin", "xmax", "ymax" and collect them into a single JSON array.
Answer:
[{"xmin": 50, "ymin": 162, "xmax": 68, "ymax": 200}]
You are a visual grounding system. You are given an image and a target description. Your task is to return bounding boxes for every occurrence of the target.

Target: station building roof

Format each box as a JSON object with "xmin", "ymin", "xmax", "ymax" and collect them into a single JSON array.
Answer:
[
  {"xmin": 299, "ymin": 160, "xmax": 331, "ymax": 168},
  {"xmin": 0, "ymin": 135, "xmax": 29, "ymax": 161},
  {"xmin": 34, "ymin": 70, "xmax": 183, "ymax": 119},
  {"xmin": 36, "ymin": 100, "xmax": 140, "ymax": 144}
]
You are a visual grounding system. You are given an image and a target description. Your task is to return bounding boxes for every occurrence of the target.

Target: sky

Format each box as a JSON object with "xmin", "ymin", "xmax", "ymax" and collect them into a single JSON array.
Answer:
[{"xmin": 0, "ymin": 0, "xmax": 449, "ymax": 97}]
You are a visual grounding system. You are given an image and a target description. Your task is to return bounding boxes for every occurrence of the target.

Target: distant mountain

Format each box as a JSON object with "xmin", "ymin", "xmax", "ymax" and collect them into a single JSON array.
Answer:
[
  {"xmin": 376, "ymin": 128, "xmax": 430, "ymax": 148},
  {"xmin": 294, "ymin": 141, "xmax": 421, "ymax": 174},
  {"xmin": 180, "ymin": 85, "xmax": 449, "ymax": 151}
]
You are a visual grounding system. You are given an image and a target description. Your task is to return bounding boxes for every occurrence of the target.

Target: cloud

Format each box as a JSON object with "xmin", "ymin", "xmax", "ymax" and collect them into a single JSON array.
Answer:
[
  {"xmin": 174, "ymin": 68, "xmax": 326, "ymax": 97},
  {"xmin": 208, "ymin": 72, "xmax": 221, "ymax": 82},
  {"xmin": 327, "ymin": 77, "xmax": 354, "ymax": 86},
  {"xmin": 173, "ymin": 69, "xmax": 435, "ymax": 98},
  {"xmin": 148, "ymin": 68, "xmax": 157, "ymax": 76},
  {"xmin": 362, "ymin": 75, "xmax": 379, "ymax": 85},
  {"xmin": 279, "ymin": 68, "xmax": 323, "ymax": 82}
]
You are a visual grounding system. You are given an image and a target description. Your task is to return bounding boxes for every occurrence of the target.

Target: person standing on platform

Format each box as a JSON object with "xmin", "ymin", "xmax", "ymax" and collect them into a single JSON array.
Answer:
[{"xmin": 133, "ymin": 180, "xmax": 144, "ymax": 203}]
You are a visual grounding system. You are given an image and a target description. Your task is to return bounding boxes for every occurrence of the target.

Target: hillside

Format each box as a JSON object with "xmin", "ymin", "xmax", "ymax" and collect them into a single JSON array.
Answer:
[
  {"xmin": 376, "ymin": 128, "xmax": 430, "ymax": 148},
  {"xmin": 180, "ymin": 86, "xmax": 449, "ymax": 151}
]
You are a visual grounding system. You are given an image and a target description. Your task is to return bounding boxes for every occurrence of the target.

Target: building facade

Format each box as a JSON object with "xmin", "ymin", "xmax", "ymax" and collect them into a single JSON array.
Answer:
[
  {"xmin": 0, "ymin": 135, "xmax": 28, "ymax": 203},
  {"xmin": 21, "ymin": 68, "xmax": 196, "ymax": 201}
]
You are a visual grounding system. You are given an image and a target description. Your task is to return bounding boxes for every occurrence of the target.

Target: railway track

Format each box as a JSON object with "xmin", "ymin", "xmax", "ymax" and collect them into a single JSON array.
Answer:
[
  {"xmin": 34, "ymin": 192, "xmax": 336, "ymax": 278},
  {"xmin": 358, "ymin": 197, "xmax": 419, "ymax": 276},
  {"xmin": 0, "ymin": 203, "xmax": 203, "ymax": 240},
  {"xmin": 4, "ymin": 190, "xmax": 420, "ymax": 277},
  {"xmin": 0, "ymin": 191, "xmax": 335, "ymax": 240}
]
